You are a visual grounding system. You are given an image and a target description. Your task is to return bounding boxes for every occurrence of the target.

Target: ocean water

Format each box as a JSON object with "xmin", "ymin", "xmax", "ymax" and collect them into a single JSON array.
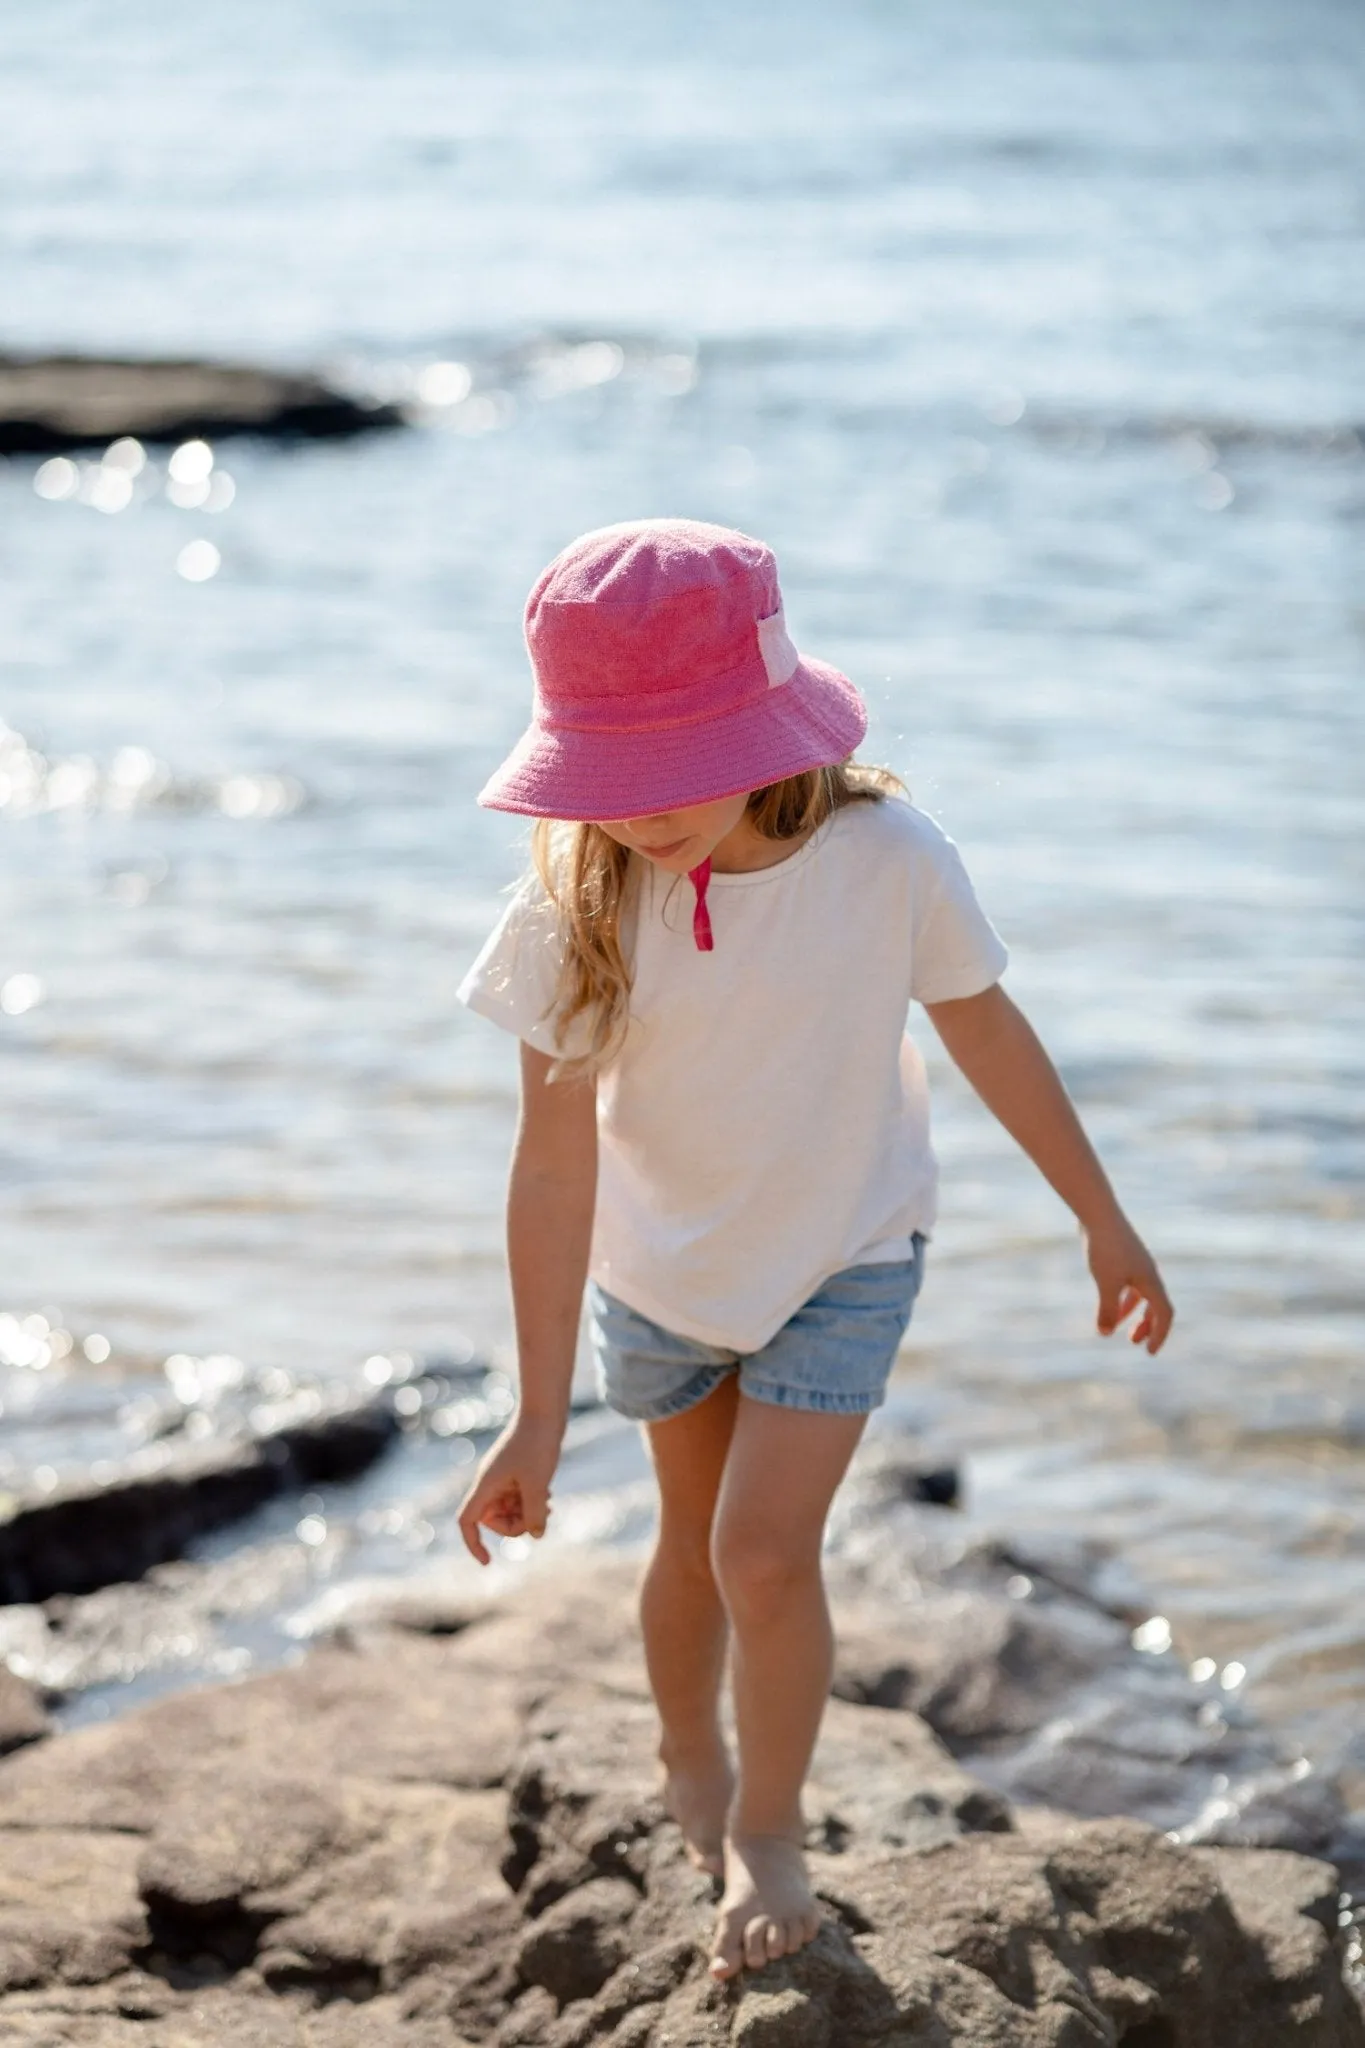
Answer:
[{"xmin": 1, "ymin": 0, "xmax": 1363, "ymax": 1790}]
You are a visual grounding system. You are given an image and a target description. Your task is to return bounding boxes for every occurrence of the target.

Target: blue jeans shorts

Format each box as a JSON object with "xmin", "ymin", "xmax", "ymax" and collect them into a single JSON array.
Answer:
[{"xmin": 588, "ymin": 1236, "xmax": 926, "ymax": 1424}]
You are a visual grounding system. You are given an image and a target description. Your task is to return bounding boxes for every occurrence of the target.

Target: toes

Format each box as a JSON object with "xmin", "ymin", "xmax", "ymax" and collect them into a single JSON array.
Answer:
[
  {"xmin": 709, "ymin": 1913, "xmax": 746, "ymax": 1981},
  {"xmin": 789, "ymin": 1900, "xmax": 822, "ymax": 1949},
  {"xmin": 743, "ymin": 1914, "xmax": 776, "ymax": 1970}
]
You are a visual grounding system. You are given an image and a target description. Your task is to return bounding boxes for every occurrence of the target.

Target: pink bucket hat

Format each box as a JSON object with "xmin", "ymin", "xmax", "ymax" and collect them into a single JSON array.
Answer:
[{"xmin": 478, "ymin": 518, "xmax": 867, "ymax": 822}]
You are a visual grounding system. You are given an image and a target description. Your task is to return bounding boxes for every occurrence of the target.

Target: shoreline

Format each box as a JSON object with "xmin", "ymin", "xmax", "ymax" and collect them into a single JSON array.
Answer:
[
  {"xmin": 3, "ymin": 1356, "xmax": 1360, "ymax": 1864},
  {"xmin": 1, "ymin": 1548, "xmax": 1362, "ymax": 2043}
]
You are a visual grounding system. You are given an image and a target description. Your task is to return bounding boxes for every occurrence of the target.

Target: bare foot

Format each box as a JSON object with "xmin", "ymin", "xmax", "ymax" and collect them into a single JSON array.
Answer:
[
  {"xmin": 660, "ymin": 1744, "xmax": 733, "ymax": 1878},
  {"xmin": 709, "ymin": 1831, "xmax": 823, "ymax": 1979}
]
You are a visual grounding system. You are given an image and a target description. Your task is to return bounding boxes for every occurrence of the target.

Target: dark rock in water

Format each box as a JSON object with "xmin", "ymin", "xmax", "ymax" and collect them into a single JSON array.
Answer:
[
  {"xmin": 0, "ymin": 1387, "xmax": 398, "ymax": 1604},
  {"xmin": 0, "ymin": 354, "xmax": 402, "ymax": 453},
  {"xmin": 908, "ymin": 1463, "xmax": 960, "ymax": 1507},
  {"xmin": 0, "ymin": 1560, "xmax": 1359, "ymax": 2045},
  {"xmin": 0, "ymin": 1667, "xmax": 49, "ymax": 1753},
  {"xmin": 832, "ymin": 1587, "xmax": 1122, "ymax": 1744},
  {"xmin": 822, "ymin": 1458, "xmax": 1353, "ymax": 1858}
]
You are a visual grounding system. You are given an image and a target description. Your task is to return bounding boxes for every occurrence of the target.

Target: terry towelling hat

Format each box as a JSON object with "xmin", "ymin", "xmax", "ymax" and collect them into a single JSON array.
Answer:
[{"xmin": 478, "ymin": 518, "xmax": 867, "ymax": 822}]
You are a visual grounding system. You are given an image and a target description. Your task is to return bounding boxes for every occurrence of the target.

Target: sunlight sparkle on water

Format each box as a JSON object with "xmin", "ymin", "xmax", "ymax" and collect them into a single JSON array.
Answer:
[
  {"xmin": 33, "ymin": 457, "xmax": 79, "ymax": 501},
  {"xmin": 1131, "ymin": 1615, "xmax": 1173, "ymax": 1655},
  {"xmin": 86, "ymin": 466, "xmax": 134, "ymax": 514},
  {"xmin": 0, "ymin": 1313, "xmax": 57, "ymax": 1368},
  {"xmin": 0, "ymin": 974, "xmax": 45, "ymax": 1017},
  {"xmin": 168, "ymin": 464, "xmax": 235, "ymax": 512},
  {"xmin": 107, "ymin": 747, "xmax": 166, "ymax": 806},
  {"xmin": 415, "ymin": 360, "xmax": 472, "ymax": 407},
  {"xmin": 103, "ymin": 437, "xmax": 147, "ymax": 476},
  {"xmin": 167, "ymin": 475, "xmax": 211, "ymax": 509},
  {"xmin": 215, "ymin": 772, "xmax": 301, "ymax": 819},
  {"xmin": 168, "ymin": 439, "xmax": 214, "ymax": 485},
  {"xmin": 176, "ymin": 539, "xmax": 221, "ymax": 582},
  {"xmin": 530, "ymin": 339, "xmax": 624, "ymax": 399}
]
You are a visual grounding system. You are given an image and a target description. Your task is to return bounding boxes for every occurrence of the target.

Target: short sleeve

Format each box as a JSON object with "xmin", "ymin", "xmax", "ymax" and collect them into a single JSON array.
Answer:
[
  {"xmin": 457, "ymin": 875, "xmax": 588, "ymax": 1058},
  {"xmin": 906, "ymin": 813, "xmax": 1009, "ymax": 1005}
]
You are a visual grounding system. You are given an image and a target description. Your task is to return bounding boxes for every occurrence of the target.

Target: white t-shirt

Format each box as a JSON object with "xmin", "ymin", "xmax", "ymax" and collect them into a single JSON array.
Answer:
[{"xmin": 457, "ymin": 798, "xmax": 1007, "ymax": 1352}]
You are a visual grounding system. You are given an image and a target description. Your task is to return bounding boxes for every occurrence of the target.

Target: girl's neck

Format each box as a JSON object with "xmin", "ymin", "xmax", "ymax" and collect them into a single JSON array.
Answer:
[{"xmin": 708, "ymin": 812, "xmax": 817, "ymax": 875}]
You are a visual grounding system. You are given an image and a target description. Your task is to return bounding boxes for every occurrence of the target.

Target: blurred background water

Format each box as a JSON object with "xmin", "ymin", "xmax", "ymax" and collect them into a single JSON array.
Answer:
[{"xmin": 1, "ymin": 0, "xmax": 1363, "ymax": 1790}]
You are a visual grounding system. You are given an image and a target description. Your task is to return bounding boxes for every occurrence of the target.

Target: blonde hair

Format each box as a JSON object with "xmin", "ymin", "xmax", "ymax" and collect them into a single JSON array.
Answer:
[{"xmin": 530, "ymin": 760, "xmax": 903, "ymax": 1075}]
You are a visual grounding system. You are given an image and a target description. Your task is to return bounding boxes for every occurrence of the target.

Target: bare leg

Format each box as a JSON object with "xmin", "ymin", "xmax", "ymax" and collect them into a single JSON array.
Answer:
[
  {"xmin": 639, "ymin": 1374, "xmax": 740, "ymax": 1876},
  {"xmin": 708, "ymin": 1398, "xmax": 868, "ymax": 1978}
]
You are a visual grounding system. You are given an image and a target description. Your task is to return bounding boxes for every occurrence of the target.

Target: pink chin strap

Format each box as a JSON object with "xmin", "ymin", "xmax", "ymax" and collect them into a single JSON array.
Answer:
[{"xmin": 688, "ymin": 859, "xmax": 714, "ymax": 952}]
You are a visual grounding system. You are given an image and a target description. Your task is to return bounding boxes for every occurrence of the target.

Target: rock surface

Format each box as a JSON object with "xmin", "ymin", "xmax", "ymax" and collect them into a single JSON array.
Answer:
[
  {"xmin": 0, "ymin": 355, "xmax": 402, "ymax": 453},
  {"xmin": 821, "ymin": 1443, "xmax": 1352, "ymax": 1854},
  {"xmin": 0, "ymin": 1556, "xmax": 1361, "ymax": 2044},
  {"xmin": 0, "ymin": 1667, "xmax": 49, "ymax": 1753}
]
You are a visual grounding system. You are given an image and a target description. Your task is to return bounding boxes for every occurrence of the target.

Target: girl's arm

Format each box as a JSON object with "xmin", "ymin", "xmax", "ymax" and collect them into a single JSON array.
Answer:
[
  {"xmin": 923, "ymin": 983, "xmax": 1174, "ymax": 1353},
  {"xmin": 457, "ymin": 1043, "xmax": 598, "ymax": 1563}
]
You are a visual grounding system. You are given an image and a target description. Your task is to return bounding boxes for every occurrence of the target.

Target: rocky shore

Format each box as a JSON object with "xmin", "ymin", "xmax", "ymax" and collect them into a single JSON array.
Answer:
[
  {"xmin": 0, "ymin": 355, "xmax": 401, "ymax": 453},
  {"xmin": 1, "ymin": 1545, "xmax": 1362, "ymax": 2046}
]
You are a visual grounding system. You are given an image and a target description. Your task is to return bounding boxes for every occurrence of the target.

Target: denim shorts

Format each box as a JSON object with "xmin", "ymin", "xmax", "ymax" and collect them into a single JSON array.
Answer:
[{"xmin": 588, "ymin": 1236, "xmax": 926, "ymax": 1424}]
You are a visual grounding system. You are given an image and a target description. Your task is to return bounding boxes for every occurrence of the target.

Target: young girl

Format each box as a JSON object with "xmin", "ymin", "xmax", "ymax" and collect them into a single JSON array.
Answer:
[{"xmin": 455, "ymin": 518, "xmax": 1173, "ymax": 1983}]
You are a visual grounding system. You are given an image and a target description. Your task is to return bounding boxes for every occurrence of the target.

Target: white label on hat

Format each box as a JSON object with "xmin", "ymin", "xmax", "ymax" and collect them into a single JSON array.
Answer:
[{"xmin": 756, "ymin": 607, "xmax": 800, "ymax": 689}]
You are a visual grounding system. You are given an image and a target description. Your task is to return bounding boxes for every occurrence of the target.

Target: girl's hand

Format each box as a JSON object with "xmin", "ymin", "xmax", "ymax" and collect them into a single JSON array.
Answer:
[
  {"xmin": 1085, "ymin": 1213, "xmax": 1174, "ymax": 1354},
  {"xmin": 457, "ymin": 1415, "xmax": 564, "ymax": 1566}
]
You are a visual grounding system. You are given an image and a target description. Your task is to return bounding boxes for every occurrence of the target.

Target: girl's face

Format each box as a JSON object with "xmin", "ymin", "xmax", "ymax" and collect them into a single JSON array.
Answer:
[{"xmin": 597, "ymin": 793, "xmax": 750, "ymax": 874}]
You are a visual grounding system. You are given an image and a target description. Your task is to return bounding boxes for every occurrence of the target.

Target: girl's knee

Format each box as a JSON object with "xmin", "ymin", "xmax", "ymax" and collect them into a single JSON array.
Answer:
[{"xmin": 710, "ymin": 1522, "xmax": 820, "ymax": 1624}]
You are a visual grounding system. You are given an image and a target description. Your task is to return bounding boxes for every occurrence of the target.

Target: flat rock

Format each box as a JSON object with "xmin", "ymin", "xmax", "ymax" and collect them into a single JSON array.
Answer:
[
  {"xmin": 0, "ymin": 1829, "xmax": 146, "ymax": 1993},
  {"xmin": 338, "ymin": 1551, "xmax": 652, "ymax": 1699},
  {"xmin": 0, "ymin": 1667, "xmax": 49, "ymax": 1753},
  {"xmin": 0, "ymin": 1562, "xmax": 1360, "ymax": 2043},
  {"xmin": 0, "ymin": 1631, "xmax": 523, "ymax": 1833},
  {"xmin": 0, "ymin": 354, "xmax": 402, "ymax": 454},
  {"xmin": 0, "ymin": 1982, "xmax": 475, "ymax": 2044}
]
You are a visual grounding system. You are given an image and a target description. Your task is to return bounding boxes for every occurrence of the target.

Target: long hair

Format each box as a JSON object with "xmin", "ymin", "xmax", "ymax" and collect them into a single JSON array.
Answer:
[{"xmin": 530, "ymin": 759, "xmax": 903, "ymax": 1075}]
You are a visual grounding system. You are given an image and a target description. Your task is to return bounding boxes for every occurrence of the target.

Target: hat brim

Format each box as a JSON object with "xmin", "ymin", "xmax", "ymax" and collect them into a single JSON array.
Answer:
[{"xmin": 477, "ymin": 656, "xmax": 868, "ymax": 821}]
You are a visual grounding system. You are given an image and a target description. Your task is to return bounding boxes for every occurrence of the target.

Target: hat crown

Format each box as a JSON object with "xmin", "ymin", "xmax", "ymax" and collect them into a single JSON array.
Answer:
[{"xmin": 524, "ymin": 519, "xmax": 783, "ymax": 734}]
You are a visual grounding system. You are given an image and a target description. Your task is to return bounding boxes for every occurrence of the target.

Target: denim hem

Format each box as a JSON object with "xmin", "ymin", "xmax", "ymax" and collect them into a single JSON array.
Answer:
[
  {"xmin": 739, "ymin": 1379, "xmax": 886, "ymax": 1416},
  {"xmin": 601, "ymin": 1361, "xmax": 735, "ymax": 1423}
]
